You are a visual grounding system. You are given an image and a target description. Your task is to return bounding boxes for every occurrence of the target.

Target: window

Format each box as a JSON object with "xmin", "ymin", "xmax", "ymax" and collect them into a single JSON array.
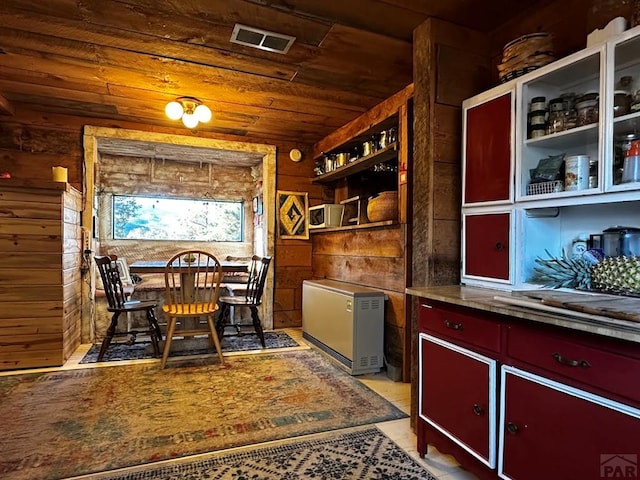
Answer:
[{"xmin": 112, "ymin": 195, "xmax": 243, "ymax": 241}]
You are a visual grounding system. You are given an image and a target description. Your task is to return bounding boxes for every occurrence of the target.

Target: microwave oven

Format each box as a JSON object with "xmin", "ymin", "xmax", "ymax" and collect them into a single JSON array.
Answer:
[{"xmin": 309, "ymin": 204, "xmax": 344, "ymax": 229}]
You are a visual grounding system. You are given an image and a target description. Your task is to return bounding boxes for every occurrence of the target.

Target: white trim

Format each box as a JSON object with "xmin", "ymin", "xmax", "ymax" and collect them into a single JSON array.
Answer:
[{"xmin": 418, "ymin": 333, "xmax": 497, "ymax": 468}]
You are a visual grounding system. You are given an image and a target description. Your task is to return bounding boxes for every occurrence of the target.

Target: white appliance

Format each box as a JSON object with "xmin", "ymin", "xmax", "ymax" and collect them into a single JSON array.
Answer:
[
  {"xmin": 302, "ymin": 279, "xmax": 385, "ymax": 375},
  {"xmin": 308, "ymin": 204, "xmax": 344, "ymax": 229}
]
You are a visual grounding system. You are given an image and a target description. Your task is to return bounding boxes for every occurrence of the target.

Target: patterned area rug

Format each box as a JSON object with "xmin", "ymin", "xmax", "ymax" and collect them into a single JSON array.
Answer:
[
  {"xmin": 80, "ymin": 331, "xmax": 299, "ymax": 363},
  {"xmin": 0, "ymin": 350, "xmax": 407, "ymax": 480},
  {"xmin": 99, "ymin": 427, "xmax": 436, "ymax": 480}
]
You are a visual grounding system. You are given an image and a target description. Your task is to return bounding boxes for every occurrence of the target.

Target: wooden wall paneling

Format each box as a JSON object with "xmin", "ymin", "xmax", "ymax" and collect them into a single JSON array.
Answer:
[
  {"xmin": 436, "ymin": 44, "xmax": 492, "ymax": 107},
  {"xmin": 0, "ymin": 236, "xmax": 62, "ymax": 253},
  {"xmin": 312, "ymin": 254, "xmax": 405, "ymax": 292},
  {"xmin": 0, "ymin": 184, "xmax": 81, "ymax": 370},
  {"xmin": 411, "ymin": 17, "xmax": 490, "ymax": 427},
  {"xmin": 312, "ymin": 227, "xmax": 404, "ymax": 256},
  {"xmin": 0, "ymin": 253, "xmax": 61, "ymax": 270},
  {"xmin": 275, "ymin": 244, "xmax": 313, "ymax": 267},
  {"xmin": 0, "ymin": 268, "xmax": 61, "ymax": 285},
  {"xmin": 274, "ymin": 288, "xmax": 296, "ymax": 312},
  {"xmin": 0, "ymin": 316, "xmax": 61, "ymax": 336},
  {"xmin": 0, "ymin": 149, "xmax": 82, "ymax": 186}
]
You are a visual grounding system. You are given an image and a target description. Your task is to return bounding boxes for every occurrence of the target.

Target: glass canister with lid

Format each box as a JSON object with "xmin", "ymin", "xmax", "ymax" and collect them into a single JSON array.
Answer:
[
  {"xmin": 547, "ymin": 97, "xmax": 565, "ymax": 134},
  {"xmin": 575, "ymin": 92, "xmax": 599, "ymax": 126}
]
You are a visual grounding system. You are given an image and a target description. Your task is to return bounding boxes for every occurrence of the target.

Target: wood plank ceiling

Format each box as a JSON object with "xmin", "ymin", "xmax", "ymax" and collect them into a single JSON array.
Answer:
[{"xmin": 0, "ymin": 0, "xmax": 548, "ymax": 145}]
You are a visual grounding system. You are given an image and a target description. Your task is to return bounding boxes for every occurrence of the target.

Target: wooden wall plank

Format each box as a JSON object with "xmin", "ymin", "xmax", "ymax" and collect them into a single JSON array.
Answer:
[
  {"xmin": 0, "ymin": 218, "xmax": 61, "ymax": 236},
  {"xmin": 0, "ymin": 236, "xmax": 63, "ymax": 253},
  {"xmin": 0, "ymin": 316, "xmax": 62, "ymax": 336},
  {"xmin": 0, "ymin": 286, "xmax": 63, "ymax": 302},
  {"xmin": 0, "ymin": 199, "xmax": 62, "ymax": 220},
  {"xmin": 275, "ymin": 245, "xmax": 312, "ymax": 267},
  {"xmin": 0, "ymin": 268, "xmax": 61, "ymax": 285},
  {"xmin": 0, "ymin": 350, "xmax": 63, "ymax": 370},
  {"xmin": 312, "ymin": 227, "xmax": 404, "ymax": 257},
  {"xmin": 312, "ymin": 255, "xmax": 404, "ymax": 292}
]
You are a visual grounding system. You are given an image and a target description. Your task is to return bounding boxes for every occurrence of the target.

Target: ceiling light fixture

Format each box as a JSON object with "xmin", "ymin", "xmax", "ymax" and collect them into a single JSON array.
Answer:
[{"xmin": 165, "ymin": 96, "xmax": 212, "ymax": 129}]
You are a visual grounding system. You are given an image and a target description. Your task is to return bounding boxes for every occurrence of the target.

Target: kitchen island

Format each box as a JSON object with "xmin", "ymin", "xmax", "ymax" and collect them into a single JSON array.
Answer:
[{"xmin": 408, "ymin": 285, "xmax": 640, "ymax": 480}]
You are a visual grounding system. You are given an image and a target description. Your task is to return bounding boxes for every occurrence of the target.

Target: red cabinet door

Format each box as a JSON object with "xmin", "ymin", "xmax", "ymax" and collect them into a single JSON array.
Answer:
[
  {"xmin": 419, "ymin": 333, "xmax": 497, "ymax": 467},
  {"xmin": 464, "ymin": 212, "xmax": 510, "ymax": 281},
  {"xmin": 500, "ymin": 366, "xmax": 640, "ymax": 480},
  {"xmin": 464, "ymin": 92, "xmax": 513, "ymax": 205}
]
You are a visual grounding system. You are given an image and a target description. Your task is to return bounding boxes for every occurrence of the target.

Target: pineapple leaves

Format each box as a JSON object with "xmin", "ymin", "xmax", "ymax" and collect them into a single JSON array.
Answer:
[{"xmin": 530, "ymin": 249, "xmax": 592, "ymax": 290}]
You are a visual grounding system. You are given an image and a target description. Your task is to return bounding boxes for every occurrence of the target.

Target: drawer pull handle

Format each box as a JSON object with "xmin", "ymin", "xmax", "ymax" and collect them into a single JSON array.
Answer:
[
  {"xmin": 552, "ymin": 352, "xmax": 590, "ymax": 368},
  {"xmin": 506, "ymin": 422, "xmax": 519, "ymax": 435},
  {"xmin": 444, "ymin": 320, "xmax": 464, "ymax": 331},
  {"xmin": 421, "ymin": 304, "xmax": 433, "ymax": 309},
  {"xmin": 495, "ymin": 242, "xmax": 505, "ymax": 251},
  {"xmin": 472, "ymin": 404, "xmax": 484, "ymax": 416}
]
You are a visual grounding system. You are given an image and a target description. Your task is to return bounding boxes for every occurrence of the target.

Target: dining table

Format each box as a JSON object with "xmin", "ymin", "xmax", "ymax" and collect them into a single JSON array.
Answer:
[
  {"xmin": 129, "ymin": 260, "xmax": 249, "ymax": 275},
  {"xmin": 129, "ymin": 259, "xmax": 250, "ymax": 332}
]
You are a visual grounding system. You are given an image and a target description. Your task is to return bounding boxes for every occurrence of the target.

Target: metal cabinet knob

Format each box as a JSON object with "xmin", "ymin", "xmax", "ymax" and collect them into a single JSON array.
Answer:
[{"xmin": 507, "ymin": 422, "xmax": 519, "ymax": 434}]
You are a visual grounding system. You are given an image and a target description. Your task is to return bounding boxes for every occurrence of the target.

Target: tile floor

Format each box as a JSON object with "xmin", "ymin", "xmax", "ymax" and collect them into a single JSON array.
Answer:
[{"xmin": 1, "ymin": 328, "xmax": 478, "ymax": 480}]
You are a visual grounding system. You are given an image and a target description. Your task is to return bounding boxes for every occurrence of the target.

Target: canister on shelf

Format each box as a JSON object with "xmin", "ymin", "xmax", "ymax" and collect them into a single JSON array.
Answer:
[
  {"xmin": 529, "ymin": 125, "xmax": 547, "ymax": 139},
  {"xmin": 564, "ymin": 154, "xmax": 590, "ymax": 191},
  {"xmin": 530, "ymin": 96, "xmax": 547, "ymax": 112},
  {"xmin": 589, "ymin": 158, "xmax": 598, "ymax": 188}
]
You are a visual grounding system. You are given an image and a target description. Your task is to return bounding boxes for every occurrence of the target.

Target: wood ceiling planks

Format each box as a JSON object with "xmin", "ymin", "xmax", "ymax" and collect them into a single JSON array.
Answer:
[{"xmin": 0, "ymin": 0, "xmax": 547, "ymax": 144}]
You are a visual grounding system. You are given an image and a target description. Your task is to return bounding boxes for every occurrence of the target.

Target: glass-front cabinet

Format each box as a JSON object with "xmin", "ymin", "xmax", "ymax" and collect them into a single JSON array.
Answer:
[
  {"xmin": 462, "ymin": 26, "xmax": 640, "ymax": 290},
  {"xmin": 517, "ymin": 47, "xmax": 603, "ymax": 202},
  {"xmin": 610, "ymin": 32, "xmax": 640, "ymax": 190}
]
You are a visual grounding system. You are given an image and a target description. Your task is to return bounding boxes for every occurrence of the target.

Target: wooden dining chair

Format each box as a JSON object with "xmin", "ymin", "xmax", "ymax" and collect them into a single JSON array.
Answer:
[
  {"xmin": 161, "ymin": 250, "xmax": 224, "ymax": 368},
  {"xmin": 94, "ymin": 255, "xmax": 163, "ymax": 361},
  {"xmin": 216, "ymin": 255, "xmax": 272, "ymax": 347}
]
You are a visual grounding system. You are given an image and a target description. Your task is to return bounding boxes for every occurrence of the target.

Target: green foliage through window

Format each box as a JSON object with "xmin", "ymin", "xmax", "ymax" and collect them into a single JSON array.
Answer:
[{"xmin": 112, "ymin": 195, "xmax": 243, "ymax": 241}]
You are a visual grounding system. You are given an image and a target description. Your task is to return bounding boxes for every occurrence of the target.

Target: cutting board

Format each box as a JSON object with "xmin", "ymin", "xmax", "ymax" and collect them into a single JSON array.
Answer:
[{"xmin": 516, "ymin": 290, "xmax": 640, "ymax": 323}]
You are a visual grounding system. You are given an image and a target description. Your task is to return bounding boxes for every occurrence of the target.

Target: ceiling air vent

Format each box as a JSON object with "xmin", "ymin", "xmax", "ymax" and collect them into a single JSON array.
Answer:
[{"xmin": 230, "ymin": 24, "xmax": 295, "ymax": 54}]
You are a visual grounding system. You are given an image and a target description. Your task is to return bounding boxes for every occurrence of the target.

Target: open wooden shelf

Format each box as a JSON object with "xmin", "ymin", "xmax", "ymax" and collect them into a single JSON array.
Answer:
[
  {"xmin": 311, "ymin": 143, "xmax": 398, "ymax": 183},
  {"xmin": 308, "ymin": 219, "xmax": 396, "ymax": 233}
]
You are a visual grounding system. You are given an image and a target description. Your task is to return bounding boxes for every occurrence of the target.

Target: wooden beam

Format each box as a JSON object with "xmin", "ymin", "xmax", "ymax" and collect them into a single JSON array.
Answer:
[{"xmin": 0, "ymin": 94, "xmax": 15, "ymax": 115}]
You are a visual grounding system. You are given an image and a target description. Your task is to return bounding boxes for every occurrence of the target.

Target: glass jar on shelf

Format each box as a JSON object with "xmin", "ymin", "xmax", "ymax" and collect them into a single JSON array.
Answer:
[
  {"xmin": 561, "ymin": 92, "xmax": 578, "ymax": 130},
  {"xmin": 547, "ymin": 97, "xmax": 565, "ymax": 134},
  {"xmin": 575, "ymin": 92, "xmax": 599, "ymax": 126}
]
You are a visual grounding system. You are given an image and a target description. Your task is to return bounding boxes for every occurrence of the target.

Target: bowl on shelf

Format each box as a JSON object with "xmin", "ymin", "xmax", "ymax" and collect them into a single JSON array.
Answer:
[{"xmin": 367, "ymin": 191, "xmax": 398, "ymax": 223}]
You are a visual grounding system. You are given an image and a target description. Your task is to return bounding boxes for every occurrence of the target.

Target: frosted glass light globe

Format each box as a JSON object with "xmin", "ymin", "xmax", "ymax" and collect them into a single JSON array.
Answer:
[
  {"xmin": 165, "ymin": 101, "xmax": 184, "ymax": 120},
  {"xmin": 195, "ymin": 104, "xmax": 212, "ymax": 123},
  {"xmin": 182, "ymin": 112, "xmax": 199, "ymax": 129}
]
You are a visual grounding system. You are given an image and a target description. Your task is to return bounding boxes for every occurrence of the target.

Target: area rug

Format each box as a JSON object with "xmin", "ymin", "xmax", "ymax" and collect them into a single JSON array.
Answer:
[
  {"xmin": 96, "ymin": 426, "xmax": 436, "ymax": 480},
  {"xmin": 0, "ymin": 350, "xmax": 407, "ymax": 480},
  {"xmin": 79, "ymin": 331, "xmax": 300, "ymax": 363}
]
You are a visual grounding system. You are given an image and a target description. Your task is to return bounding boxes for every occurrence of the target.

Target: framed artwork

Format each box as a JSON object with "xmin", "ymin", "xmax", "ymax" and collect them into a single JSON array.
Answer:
[{"xmin": 277, "ymin": 190, "xmax": 309, "ymax": 239}]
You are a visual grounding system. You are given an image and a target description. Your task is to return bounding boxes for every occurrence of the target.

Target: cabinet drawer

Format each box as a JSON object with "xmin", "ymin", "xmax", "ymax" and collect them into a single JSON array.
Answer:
[
  {"xmin": 507, "ymin": 326, "xmax": 640, "ymax": 403},
  {"xmin": 419, "ymin": 303, "xmax": 502, "ymax": 353}
]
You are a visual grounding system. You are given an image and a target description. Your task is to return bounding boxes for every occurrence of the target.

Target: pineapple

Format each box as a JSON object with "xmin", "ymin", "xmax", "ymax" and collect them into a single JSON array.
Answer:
[
  {"xmin": 532, "ymin": 250, "xmax": 640, "ymax": 295},
  {"xmin": 591, "ymin": 256, "xmax": 640, "ymax": 295}
]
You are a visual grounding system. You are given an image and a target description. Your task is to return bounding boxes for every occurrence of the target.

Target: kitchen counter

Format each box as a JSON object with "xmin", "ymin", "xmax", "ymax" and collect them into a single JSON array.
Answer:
[{"xmin": 407, "ymin": 285, "xmax": 640, "ymax": 344}]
